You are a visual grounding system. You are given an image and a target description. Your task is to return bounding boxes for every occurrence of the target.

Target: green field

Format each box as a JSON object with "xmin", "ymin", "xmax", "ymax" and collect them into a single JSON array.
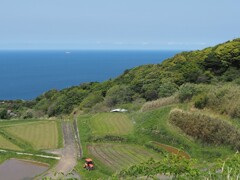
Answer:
[
  {"xmin": 4, "ymin": 121, "xmax": 59, "ymax": 150},
  {"xmin": 133, "ymin": 105, "xmax": 234, "ymax": 160},
  {"xmin": 0, "ymin": 119, "xmax": 42, "ymax": 128},
  {"xmin": 76, "ymin": 113, "xmax": 164, "ymax": 178},
  {"xmin": 89, "ymin": 113, "xmax": 133, "ymax": 135},
  {"xmin": 76, "ymin": 106, "xmax": 237, "ymax": 178},
  {"xmin": 0, "ymin": 135, "xmax": 21, "ymax": 151},
  {"xmin": 88, "ymin": 143, "xmax": 161, "ymax": 171}
]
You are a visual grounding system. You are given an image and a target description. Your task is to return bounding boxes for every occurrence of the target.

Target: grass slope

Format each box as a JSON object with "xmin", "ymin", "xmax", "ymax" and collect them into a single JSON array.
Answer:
[
  {"xmin": 133, "ymin": 104, "xmax": 234, "ymax": 161},
  {"xmin": 90, "ymin": 113, "xmax": 133, "ymax": 136}
]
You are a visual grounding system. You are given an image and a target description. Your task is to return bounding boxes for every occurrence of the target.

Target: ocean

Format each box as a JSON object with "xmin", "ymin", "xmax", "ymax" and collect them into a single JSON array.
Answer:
[{"xmin": 0, "ymin": 50, "xmax": 180, "ymax": 100}]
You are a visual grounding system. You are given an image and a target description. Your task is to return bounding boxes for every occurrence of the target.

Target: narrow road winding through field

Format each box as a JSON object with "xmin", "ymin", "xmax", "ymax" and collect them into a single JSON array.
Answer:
[{"xmin": 42, "ymin": 120, "xmax": 80, "ymax": 179}]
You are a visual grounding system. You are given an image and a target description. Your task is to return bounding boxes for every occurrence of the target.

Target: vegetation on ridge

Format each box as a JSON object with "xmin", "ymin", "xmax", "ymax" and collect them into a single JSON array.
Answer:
[
  {"xmin": 1, "ymin": 38, "xmax": 239, "ymax": 118},
  {"xmin": 0, "ymin": 38, "xmax": 240, "ymax": 179}
]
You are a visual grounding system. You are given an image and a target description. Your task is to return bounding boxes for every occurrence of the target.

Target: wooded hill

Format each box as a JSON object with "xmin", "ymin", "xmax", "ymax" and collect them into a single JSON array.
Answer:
[{"xmin": 1, "ymin": 38, "xmax": 240, "ymax": 118}]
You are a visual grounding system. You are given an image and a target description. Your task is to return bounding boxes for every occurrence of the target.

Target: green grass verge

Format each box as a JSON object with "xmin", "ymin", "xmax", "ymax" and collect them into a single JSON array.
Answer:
[
  {"xmin": 57, "ymin": 120, "xmax": 63, "ymax": 148},
  {"xmin": 0, "ymin": 151, "xmax": 57, "ymax": 168}
]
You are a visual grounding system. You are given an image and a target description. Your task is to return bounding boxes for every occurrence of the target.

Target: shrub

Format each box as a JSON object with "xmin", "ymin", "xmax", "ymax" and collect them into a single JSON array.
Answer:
[
  {"xmin": 169, "ymin": 109, "xmax": 240, "ymax": 150},
  {"xmin": 89, "ymin": 135, "xmax": 127, "ymax": 142},
  {"xmin": 118, "ymin": 155, "xmax": 200, "ymax": 179},
  {"xmin": 158, "ymin": 82, "xmax": 178, "ymax": 98},
  {"xmin": 0, "ymin": 108, "xmax": 8, "ymax": 119},
  {"xmin": 91, "ymin": 102, "xmax": 110, "ymax": 113},
  {"xmin": 206, "ymin": 84, "xmax": 240, "ymax": 118},
  {"xmin": 141, "ymin": 96, "xmax": 178, "ymax": 112},
  {"xmin": 144, "ymin": 89, "xmax": 159, "ymax": 101},
  {"xmin": 178, "ymin": 83, "xmax": 198, "ymax": 102},
  {"xmin": 194, "ymin": 94, "xmax": 208, "ymax": 109},
  {"xmin": 80, "ymin": 92, "xmax": 103, "ymax": 108},
  {"xmin": 104, "ymin": 85, "xmax": 134, "ymax": 107},
  {"xmin": 23, "ymin": 110, "xmax": 34, "ymax": 119},
  {"xmin": 117, "ymin": 153, "xmax": 240, "ymax": 179}
]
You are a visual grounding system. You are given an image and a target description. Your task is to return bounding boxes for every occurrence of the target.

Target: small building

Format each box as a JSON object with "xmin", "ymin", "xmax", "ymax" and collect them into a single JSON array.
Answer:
[{"xmin": 110, "ymin": 108, "xmax": 128, "ymax": 113}]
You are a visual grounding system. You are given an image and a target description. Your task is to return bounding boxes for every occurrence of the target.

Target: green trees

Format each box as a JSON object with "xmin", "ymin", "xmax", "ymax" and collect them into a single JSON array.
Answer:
[
  {"xmin": 80, "ymin": 92, "xmax": 103, "ymax": 108},
  {"xmin": 178, "ymin": 83, "xmax": 198, "ymax": 102},
  {"xmin": 2, "ymin": 38, "xmax": 240, "ymax": 117},
  {"xmin": 104, "ymin": 85, "xmax": 133, "ymax": 107},
  {"xmin": 0, "ymin": 109, "xmax": 8, "ymax": 119},
  {"xmin": 158, "ymin": 82, "xmax": 178, "ymax": 98}
]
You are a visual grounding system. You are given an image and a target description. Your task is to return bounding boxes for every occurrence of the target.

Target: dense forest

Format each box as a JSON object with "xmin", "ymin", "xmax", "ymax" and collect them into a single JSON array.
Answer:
[{"xmin": 0, "ymin": 38, "xmax": 240, "ymax": 119}]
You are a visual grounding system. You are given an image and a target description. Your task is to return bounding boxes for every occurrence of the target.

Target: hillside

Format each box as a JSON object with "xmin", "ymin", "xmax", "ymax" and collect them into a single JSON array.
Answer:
[
  {"xmin": 1, "ymin": 38, "xmax": 240, "ymax": 179},
  {"xmin": 1, "ymin": 38, "xmax": 239, "ymax": 119}
]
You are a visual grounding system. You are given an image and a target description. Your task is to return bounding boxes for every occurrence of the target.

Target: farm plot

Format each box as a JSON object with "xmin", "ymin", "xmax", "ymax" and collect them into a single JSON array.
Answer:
[
  {"xmin": 88, "ymin": 143, "xmax": 161, "ymax": 171},
  {"xmin": 90, "ymin": 113, "xmax": 133, "ymax": 135},
  {"xmin": 0, "ymin": 135, "xmax": 21, "ymax": 151},
  {"xmin": 151, "ymin": 141, "xmax": 190, "ymax": 159},
  {"xmin": 4, "ymin": 121, "xmax": 58, "ymax": 150}
]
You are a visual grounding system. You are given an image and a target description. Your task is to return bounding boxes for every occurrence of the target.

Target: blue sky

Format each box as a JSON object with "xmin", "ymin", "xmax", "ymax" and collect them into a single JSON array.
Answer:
[{"xmin": 0, "ymin": 0, "xmax": 239, "ymax": 50}]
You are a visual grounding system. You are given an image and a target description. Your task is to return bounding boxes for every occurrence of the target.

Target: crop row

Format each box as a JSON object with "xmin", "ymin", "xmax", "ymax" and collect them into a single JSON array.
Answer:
[{"xmin": 88, "ymin": 143, "xmax": 161, "ymax": 171}]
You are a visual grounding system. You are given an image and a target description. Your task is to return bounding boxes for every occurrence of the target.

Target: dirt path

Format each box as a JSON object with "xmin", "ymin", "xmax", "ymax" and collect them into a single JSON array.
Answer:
[{"xmin": 41, "ymin": 121, "xmax": 80, "ymax": 179}]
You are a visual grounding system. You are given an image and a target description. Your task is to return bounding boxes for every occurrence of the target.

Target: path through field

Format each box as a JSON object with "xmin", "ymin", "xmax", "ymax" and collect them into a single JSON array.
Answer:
[{"xmin": 42, "ymin": 121, "xmax": 80, "ymax": 179}]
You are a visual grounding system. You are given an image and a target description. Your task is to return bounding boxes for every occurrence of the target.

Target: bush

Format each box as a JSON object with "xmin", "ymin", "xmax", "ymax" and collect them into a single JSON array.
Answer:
[
  {"xmin": 141, "ymin": 96, "xmax": 178, "ymax": 112},
  {"xmin": 194, "ymin": 94, "xmax": 208, "ymax": 109},
  {"xmin": 169, "ymin": 109, "xmax": 240, "ymax": 150},
  {"xmin": 91, "ymin": 102, "xmax": 110, "ymax": 113},
  {"xmin": 90, "ymin": 135, "xmax": 127, "ymax": 142},
  {"xmin": 104, "ymin": 85, "xmax": 134, "ymax": 107},
  {"xmin": 178, "ymin": 83, "xmax": 198, "ymax": 102},
  {"xmin": 23, "ymin": 110, "xmax": 34, "ymax": 119},
  {"xmin": 158, "ymin": 82, "xmax": 178, "ymax": 98},
  {"xmin": 144, "ymin": 89, "xmax": 159, "ymax": 101},
  {"xmin": 0, "ymin": 108, "xmax": 8, "ymax": 119},
  {"xmin": 80, "ymin": 92, "xmax": 103, "ymax": 108},
  {"xmin": 206, "ymin": 84, "xmax": 240, "ymax": 118}
]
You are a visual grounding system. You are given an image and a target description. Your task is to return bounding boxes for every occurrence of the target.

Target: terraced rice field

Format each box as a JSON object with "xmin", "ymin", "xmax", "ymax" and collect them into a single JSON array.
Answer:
[
  {"xmin": 88, "ymin": 143, "xmax": 161, "ymax": 171},
  {"xmin": 0, "ymin": 135, "xmax": 21, "ymax": 151},
  {"xmin": 4, "ymin": 121, "xmax": 58, "ymax": 150},
  {"xmin": 90, "ymin": 113, "xmax": 133, "ymax": 135}
]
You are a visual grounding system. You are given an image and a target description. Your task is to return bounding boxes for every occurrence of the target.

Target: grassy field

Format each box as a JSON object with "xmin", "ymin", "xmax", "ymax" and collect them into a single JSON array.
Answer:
[
  {"xmin": 0, "ymin": 134, "xmax": 21, "ymax": 151},
  {"xmin": 4, "ymin": 121, "xmax": 59, "ymax": 150},
  {"xmin": 75, "ymin": 113, "xmax": 162, "ymax": 179},
  {"xmin": 133, "ymin": 105, "xmax": 234, "ymax": 160},
  {"xmin": 88, "ymin": 143, "xmax": 162, "ymax": 171},
  {"xmin": 76, "ymin": 107, "xmax": 238, "ymax": 178},
  {"xmin": 89, "ymin": 113, "xmax": 133, "ymax": 136}
]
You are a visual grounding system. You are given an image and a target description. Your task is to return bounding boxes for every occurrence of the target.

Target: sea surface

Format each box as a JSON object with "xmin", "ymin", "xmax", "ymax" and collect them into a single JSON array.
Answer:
[{"xmin": 0, "ymin": 50, "xmax": 180, "ymax": 100}]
